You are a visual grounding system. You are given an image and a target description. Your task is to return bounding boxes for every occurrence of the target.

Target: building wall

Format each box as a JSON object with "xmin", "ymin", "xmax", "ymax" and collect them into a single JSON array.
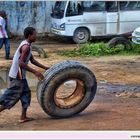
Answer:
[{"xmin": 0, "ymin": 1, "xmax": 54, "ymax": 35}]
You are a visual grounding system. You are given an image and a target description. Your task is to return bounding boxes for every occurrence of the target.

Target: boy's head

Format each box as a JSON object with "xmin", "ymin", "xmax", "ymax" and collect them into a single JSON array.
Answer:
[{"xmin": 24, "ymin": 27, "xmax": 36, "ymax": 42}]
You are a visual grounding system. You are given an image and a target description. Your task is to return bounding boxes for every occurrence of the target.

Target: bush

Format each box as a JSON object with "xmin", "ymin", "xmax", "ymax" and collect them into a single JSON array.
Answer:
[{"xmin": 59, "ymin": 42, "xmax": 140, "ymax": 57}]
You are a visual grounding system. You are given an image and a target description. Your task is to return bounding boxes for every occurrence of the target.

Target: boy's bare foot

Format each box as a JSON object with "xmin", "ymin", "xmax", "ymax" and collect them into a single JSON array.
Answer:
[{"xmin": 18, "ymin": 117, "xmax": 34, "ymax": 123}]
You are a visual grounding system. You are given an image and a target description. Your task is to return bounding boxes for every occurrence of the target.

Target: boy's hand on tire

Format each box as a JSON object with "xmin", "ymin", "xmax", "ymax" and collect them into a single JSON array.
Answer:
[{"xmin": 35, "ymin": 72, "xmax": 44, "ymax": 81}]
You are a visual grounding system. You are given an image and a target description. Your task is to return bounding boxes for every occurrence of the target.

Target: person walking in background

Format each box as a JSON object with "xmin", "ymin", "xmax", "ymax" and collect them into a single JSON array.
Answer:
[{"xmin": 0, "ymin": 11, "xmax": 10, "ymax": 59}]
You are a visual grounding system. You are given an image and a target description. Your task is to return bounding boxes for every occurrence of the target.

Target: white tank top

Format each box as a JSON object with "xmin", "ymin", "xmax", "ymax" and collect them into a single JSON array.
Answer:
[
  {"xmin": 9, "ymin": 40, "xmax": 32, "ymax": 79},
  {"xmin": 0, "ymin": 16, "xmax": 8, "ymax": 38}
]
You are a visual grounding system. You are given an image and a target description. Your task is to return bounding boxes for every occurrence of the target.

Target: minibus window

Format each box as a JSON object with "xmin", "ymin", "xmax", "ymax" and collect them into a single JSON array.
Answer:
[
  {"xmin": 83, "ymin": 1, "xmax": 105, "ymax": 12},
  {"xmin": 106, "ymin": 2, "xmax": 118, "ymax": 12},
  {"xmin": 66, "ymin": 1, "xmax": 83, "ymax": 16},
  {"xmin": 120, "ymin": 1, "xmax": 140, "ymax": 11},
  {"xmin": 51, "ymin": 1, "xmax": 67, "ymax": 19}
]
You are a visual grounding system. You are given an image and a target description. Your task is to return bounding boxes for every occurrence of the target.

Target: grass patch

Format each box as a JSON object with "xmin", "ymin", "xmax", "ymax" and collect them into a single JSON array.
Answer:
[{"xmin": 58, "ymin": 42, "xmax": 140, "ymax": 57}]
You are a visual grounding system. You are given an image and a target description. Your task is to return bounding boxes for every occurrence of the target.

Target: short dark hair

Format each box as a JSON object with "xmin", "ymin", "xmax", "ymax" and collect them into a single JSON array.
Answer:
[
  {"xmin": 0, "ymin": 11, "xmax": 6, "ymax": 18},
  {"xmin": 24, "ymin": 27, "xmax": 36, "ymax": 39}
]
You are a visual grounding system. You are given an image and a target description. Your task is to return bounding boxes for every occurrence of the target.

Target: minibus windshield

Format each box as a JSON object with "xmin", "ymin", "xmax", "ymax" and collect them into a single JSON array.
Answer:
[{"xmin": 51, "ymin": 1, "xmax": 67, "ymax": 19}]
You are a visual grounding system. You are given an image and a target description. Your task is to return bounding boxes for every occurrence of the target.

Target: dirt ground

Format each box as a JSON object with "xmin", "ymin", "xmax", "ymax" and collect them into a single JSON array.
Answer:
[{"xmin": 0, "ymin": 38, "xmax": 140, "ymax": 130}]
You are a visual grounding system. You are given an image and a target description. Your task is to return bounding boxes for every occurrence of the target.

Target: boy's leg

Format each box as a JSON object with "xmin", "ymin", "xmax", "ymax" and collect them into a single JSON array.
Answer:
[
  {"xmin": 0, "ymin": 105, "xmax": 6, "ymax": 112},
  {"xmin": 4, "ymin": 38, "xmax": 10, "ymax": 59},
  {"xmin": 0, "ymin": 78, "xmax": 21, "ymax": 112},
  {"xmin": 21, "ymin": 107, "xmax": 28, "ymax": 120},
  {"xmin": 20, "ymin": 107, "xmax": 33, "ymax": 123},
  {"xmin": 0, "ymin": 38, "xmax": 4, "ymax": 49},
  {"xmin": 19, "ymin": 79, "xmax": 33, "ymax": 123}
]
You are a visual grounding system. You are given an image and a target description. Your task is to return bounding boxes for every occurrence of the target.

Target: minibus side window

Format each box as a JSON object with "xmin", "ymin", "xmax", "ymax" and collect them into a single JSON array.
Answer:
[
  {"xmin": 120, "ymin": 1, "xmax": 140, "ymax": 11},
  {"xmin": 83, "ymin": 1, "xmax": 105, "ymax": 12},
  {"xmin": 106, "ymin": 2, "xmax": 118, "ymax": 12}
]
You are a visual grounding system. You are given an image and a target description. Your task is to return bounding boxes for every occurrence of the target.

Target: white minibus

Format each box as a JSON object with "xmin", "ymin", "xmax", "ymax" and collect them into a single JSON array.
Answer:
[{"xmin": 51, "ymin": 1, "xmax": 140, "ymax": 44}]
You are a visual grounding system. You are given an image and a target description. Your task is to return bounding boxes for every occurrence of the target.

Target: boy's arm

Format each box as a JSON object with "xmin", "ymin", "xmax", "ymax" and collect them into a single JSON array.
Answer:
[
  {"xmin": 30, "ymin": 54, "xmax": 49, "ymax": 70},
  {"xmin": 19, "ymin": 45, "xmax": 44, "ymax": 80}
]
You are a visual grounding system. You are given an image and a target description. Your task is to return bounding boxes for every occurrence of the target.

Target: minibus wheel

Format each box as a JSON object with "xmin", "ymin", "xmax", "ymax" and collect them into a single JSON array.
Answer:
[
  {"xmin": 108, "ymin": 37, "xmax": 132, "ymax": 50},
  {"xmin": 37, "ymin": 60, "xmax": 97, "ymax": 118},
  {"xmin": 32, "ymin": 45, "xmax": 47, "ymax": 58},
  {"xmin": 73, "ymin": 28, "xmax": 90, "ymax": 44}
]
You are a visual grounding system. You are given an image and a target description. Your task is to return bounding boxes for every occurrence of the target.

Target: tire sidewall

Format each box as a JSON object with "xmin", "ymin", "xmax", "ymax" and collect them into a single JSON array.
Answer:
[
  {"xmin": 108, "ymin": 37, "xmax": 132, "ymax": 50},
  {"xmin": 32, "ymin": 45, "xmax": 47, "ymax": 58},
  {"xmin": 41, "ymin": 66, "xmax": 97, "ymax": 118}
]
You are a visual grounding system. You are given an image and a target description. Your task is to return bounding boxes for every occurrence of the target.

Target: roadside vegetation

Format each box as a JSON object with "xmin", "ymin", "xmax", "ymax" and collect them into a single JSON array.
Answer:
[{"xmin": 58, "ymin": 42, "xmax": 140, "ymax": 57}]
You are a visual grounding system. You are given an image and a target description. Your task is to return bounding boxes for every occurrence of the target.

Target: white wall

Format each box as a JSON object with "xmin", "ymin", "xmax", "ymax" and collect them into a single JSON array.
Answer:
[{"xmin": 0, "ymin": 1, "xmax": 54, "ymax": 35}]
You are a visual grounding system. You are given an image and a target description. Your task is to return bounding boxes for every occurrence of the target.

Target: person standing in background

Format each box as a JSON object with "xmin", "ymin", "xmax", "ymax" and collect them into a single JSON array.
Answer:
[{"xmin": 0, "ymin": 11, "xmax": 10, "ymax": 59}]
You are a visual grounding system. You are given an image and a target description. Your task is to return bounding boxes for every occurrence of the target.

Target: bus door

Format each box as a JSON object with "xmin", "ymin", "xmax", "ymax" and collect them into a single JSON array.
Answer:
[
  {"xmin": 106, "ymin": 1, "xmax": 119, "ymax": 35},
  {"xmin": 82, "ymin": 1, "xmax": 106, "ymax": 36}
]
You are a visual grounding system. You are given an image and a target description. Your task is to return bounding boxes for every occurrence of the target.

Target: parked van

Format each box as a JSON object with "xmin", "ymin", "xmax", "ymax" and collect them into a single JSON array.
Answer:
[
  {"xmin": 132, "ymin": 27, "xmax": 140, "ymax": 44},
  {"xmin": 51, "ymin": 1, "xmax": 140, "ymax": 44}
]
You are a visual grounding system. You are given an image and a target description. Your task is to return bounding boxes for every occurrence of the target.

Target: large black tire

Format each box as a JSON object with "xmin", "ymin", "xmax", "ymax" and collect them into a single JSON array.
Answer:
[
  {"xmin": 37, "ymin": 60, "xmax": 97, "ymax": 118},
  {"xmin": 108, "ymin": 37, "xmax": 132, "ymax": 50},
  {"xmin": 32, "ymin": 46, "xmax": 47, "ymax": 58},
  {"xmin": 73, "ymin": 28, "xmax": 90, "ymax": 44}
]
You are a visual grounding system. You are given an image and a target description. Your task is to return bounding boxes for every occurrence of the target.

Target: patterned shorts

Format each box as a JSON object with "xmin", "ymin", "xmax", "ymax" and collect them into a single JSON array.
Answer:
[{"xmin": 0, "ymin": 78, "xmax": 31, "ymax": 109}]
